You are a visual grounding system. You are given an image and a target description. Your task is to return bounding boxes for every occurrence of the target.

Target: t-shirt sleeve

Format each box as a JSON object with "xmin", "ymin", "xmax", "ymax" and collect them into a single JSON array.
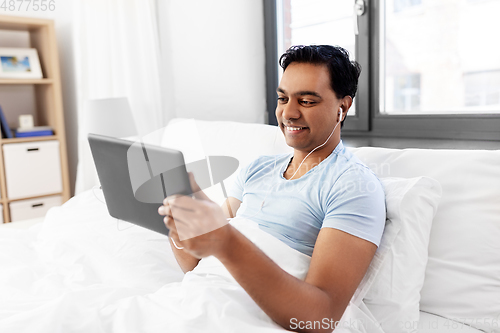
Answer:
[
  {"xmin": 322, "ymin": 166, "xmax": 386, "ymax": 247},
  {"xmin": 227, "ymin": 164, "xmax": 250, "ymax": 202}
]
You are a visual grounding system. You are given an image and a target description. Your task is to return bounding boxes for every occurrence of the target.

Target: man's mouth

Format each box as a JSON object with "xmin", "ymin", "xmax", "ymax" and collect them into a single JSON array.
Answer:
[{"xmin": 283, "ymin": 125, "xmax": 309, "ymax": 134}]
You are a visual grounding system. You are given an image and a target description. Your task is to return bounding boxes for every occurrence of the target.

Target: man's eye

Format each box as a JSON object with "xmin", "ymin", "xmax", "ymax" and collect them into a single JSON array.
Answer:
[
  {"xmin": 300, "ymin": 100, "xmax": 316, "ymax": 106},
  {"xmin": 277, "ymin": 97, "xmax": 288, "ymax": 103}
]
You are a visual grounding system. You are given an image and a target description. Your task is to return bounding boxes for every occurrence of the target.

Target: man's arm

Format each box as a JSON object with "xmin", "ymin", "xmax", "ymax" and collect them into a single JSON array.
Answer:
[
  {"xmin": 167, "ymin": 234, "xmax": 200, "ymax": 273},
  {"xmin": 218, "ymin": 226, "xmax": 376, "ymax": 333}
]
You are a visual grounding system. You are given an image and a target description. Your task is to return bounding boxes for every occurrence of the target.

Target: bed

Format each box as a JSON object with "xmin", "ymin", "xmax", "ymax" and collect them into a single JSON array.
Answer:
[{"xmin": 1, "ymin": 118, "xmax": 498, "ymax": 333}]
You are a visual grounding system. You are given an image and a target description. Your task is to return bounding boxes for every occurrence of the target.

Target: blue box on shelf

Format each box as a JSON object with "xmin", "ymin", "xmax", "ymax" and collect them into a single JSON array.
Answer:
[{"xmin": 15, "ymin": 126, "xmax": 54, "ymax": 138}]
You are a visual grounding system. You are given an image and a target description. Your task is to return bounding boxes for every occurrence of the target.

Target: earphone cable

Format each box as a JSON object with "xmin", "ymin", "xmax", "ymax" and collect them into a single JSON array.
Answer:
[{"xmin": 246, "ymin": 113, "xmax": 342, "ymax": 220}]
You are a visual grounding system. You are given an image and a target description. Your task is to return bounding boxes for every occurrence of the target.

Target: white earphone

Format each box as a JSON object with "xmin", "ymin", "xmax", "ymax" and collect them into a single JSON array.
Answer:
[{"xmin": 285, "ymin": 108, "xmax": 342, "ymax": 182}]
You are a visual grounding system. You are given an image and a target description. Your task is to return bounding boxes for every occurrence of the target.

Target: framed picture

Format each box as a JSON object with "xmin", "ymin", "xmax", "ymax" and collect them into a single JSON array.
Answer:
[{"xmin": 0, "ymin": 48, "xmax": 43, "ymax": 79}]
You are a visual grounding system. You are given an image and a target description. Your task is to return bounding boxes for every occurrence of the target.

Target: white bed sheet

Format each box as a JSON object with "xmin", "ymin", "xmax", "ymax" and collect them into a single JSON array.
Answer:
[
  {"xmin": 418, "ymin": 311, "xmax": 485, "ymax": 333},
  {"xmin": 0, "ymin": 217, "xmax": 44, "ymax": 229},
  {"xmin": 0, "ymin": 190, "xmax": 386, "ymax": 332}
]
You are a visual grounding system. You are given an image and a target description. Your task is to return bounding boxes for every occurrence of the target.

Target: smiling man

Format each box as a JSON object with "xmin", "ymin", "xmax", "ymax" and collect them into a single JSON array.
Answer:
[{"xmin": 158, "ymin": 45, "xmax": 386, "ymax": 333}]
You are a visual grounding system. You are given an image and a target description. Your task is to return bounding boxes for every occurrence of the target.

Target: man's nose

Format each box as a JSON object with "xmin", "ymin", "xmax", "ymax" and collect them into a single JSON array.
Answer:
[{"xmin": 282, "ymin": 100, "xmax": 301, "ymax": 120}]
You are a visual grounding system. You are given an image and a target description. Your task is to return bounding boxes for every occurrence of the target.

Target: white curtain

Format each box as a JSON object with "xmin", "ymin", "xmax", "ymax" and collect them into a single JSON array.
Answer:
[{"xmin": 73, "ymin": 0, "xmax": 171, "ymax": 194}]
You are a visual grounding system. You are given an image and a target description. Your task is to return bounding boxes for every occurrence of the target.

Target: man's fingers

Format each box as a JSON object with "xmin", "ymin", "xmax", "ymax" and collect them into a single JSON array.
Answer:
[
  {"xmin": 164, "ymin": 210, "xmax": 186, "ymax": 229},
  {"xmin": 163, "ymin": 196, "xmax": 176, "ymax": 205},
  {"xmin": 167, "ymin": 195, "xmax": 197, "ymax": 213},
  {"xmin": 164, "ymin": 215, "xmax": 173, "ymax": 227},
  {"xmin": 165, "ymin": 217, "xmax": 180, "ymax": 234},
  {"xmin": 170, "ymin": 203, "xmax": 195, "ymax": 213},
  {"xmin": 163, "ymin": 194, "xmax": 224, "ymax": 241},
  {"xmin": 158, "ymin": 204, "xmax": 169, "ymax": 215},
  {"xmin": 165, "ymin": 217, "xmax": 190, "ymax": 240},
  {"xmin": 165, "ymin": 212, "xmax": 188, "ymax": 228},
  {"xmin": 163, "ymin": 196, "xmax": 196, "ymax": 234}
]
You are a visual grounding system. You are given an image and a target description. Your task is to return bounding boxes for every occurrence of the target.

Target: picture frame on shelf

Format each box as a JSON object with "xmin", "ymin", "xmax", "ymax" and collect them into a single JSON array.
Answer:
[{"xmin": 0, "ymin": 48, "xmax": 43, "ymax": 79}]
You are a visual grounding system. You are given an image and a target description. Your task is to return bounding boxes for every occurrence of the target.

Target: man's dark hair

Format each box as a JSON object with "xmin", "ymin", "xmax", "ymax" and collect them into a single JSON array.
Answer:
[{"xmin": 279, "ymin": 45, "xmax": 361, "ymax": 127}]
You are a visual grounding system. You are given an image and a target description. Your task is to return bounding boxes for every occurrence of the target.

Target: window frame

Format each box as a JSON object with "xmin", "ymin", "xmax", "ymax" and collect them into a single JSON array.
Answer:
[
  {"xmin": 264, "ymin": 0, "xmax": 280, "ymax": 126},
  {"xmin": 264, "ymin": 0, "xmax": 500, "ymax": 141}
]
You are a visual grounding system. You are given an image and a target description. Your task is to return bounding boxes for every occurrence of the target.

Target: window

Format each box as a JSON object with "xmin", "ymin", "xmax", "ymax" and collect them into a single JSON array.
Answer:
[
  {"xmin": 464, "ymin": 70, "xmax": 500, "ymax": 108},
  {"xmin": 265, "ymin": 0, "xmax": 500, "ymax": 140},
  {"xmin": 381, "ymin": 0, "xmax": 500, "ymax": 117},
  {"xmin": 393, "ymin": 74, "xmax": 420, "ymax": 112},
  {"xmin": 276, "ymin": 0, "xmax": 356, "ymax": 115},
  {"xmin": 394, "ymin": 0, "xmax": 421, "ymax": 13},
  {"xmin": 265, "ymin": 0, "xmax": 369, "ymax": 129},
  {"xmin": 277, "ymin": 0, "xmax": 355, "ymax": 64}
]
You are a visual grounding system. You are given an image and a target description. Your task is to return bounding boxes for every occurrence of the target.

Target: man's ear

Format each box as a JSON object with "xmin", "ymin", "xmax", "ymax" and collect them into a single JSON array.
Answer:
[
  {"xmin": 341, "ymin": 96, "xmax": 353, "ymax": 113},
  {"xmin": 340, "ymin": 96, "xmax": 353, "ymax": 117}
]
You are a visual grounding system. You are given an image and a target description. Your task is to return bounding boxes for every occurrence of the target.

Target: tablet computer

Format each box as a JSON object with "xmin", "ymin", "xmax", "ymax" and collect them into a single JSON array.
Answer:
[{"xmin": 88, "ymin": 133, "xmax": 192, "ymax": 236}]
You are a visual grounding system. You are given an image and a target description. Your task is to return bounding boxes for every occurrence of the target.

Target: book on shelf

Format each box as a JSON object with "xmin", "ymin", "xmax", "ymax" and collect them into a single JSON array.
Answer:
[
  {"xmin": 15, "ymin": 126, "xmax": 54, "ymax": 138},
  {"xmin": 0, "ymin": 105, "xmax": 14, "ymax": 139}
]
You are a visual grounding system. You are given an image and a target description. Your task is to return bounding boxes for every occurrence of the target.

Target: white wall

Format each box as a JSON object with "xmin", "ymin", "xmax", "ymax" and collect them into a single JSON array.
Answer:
[
  {"xmin": 1, "ymin": 4, "xmax": 79, "ymax": 196},
  {"xmin": 159, "ymin": 0, "xmax": 267, "ymax": 124}
]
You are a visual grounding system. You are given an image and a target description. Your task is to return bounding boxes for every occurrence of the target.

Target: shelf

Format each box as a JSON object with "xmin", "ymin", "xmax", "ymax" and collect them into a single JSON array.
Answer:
[
  {"xmin": 0, "ymin": 79, "xmax": 53, "ymax": 85},
  {"xmin": 0, "ymin": 14, "xmax": 70, "ymax": 223},
  {"xmin": 0, "ymin": 196, "xmax": 54, "ymax": 205},
  {"xmin": 1, "ymin": 135, "xmax": 58, "ymax": 144},
  {"xmin": 0, "ymin": 14, "xmax": 51, "ymax": 30},
  {"xmin": 7, "ymin": 192, "xmax": 63, "ymax": 203}
]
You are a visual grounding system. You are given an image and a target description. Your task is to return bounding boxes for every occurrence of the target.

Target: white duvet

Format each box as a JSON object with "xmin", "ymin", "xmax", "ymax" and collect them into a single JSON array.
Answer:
[{"xmin": 0, "ymin": 190, "xmax": 384, "ymax": 333}]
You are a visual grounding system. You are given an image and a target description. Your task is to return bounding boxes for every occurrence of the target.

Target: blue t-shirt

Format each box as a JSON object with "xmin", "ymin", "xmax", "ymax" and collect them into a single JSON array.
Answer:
[{"xmin": 228, "ymin": 141, "xmax": 386, "ymax": 257}]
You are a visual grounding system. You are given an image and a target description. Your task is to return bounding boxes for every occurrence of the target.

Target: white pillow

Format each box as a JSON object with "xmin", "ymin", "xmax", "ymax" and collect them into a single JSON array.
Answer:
[{"xmin": 355, "ymin": 177, "xmax": 442, "ymax": 333}]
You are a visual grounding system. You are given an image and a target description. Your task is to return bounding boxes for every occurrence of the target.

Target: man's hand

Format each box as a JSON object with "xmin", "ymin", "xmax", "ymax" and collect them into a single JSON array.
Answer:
[{"xmin": 158, "ymin": 172, "xmax": 234, "ymax": 259}]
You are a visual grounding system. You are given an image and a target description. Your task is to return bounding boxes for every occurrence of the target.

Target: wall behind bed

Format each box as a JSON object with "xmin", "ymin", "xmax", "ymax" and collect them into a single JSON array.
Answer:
[{"xmin": 157, "ymin": 0, "xmax": 267, "ymax": 124}]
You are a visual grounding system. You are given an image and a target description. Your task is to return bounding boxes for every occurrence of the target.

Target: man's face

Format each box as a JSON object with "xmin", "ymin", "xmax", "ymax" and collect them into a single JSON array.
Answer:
[{"xmin": 276, "ymin": 62, "xmax": 343, "ymax": 153}]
